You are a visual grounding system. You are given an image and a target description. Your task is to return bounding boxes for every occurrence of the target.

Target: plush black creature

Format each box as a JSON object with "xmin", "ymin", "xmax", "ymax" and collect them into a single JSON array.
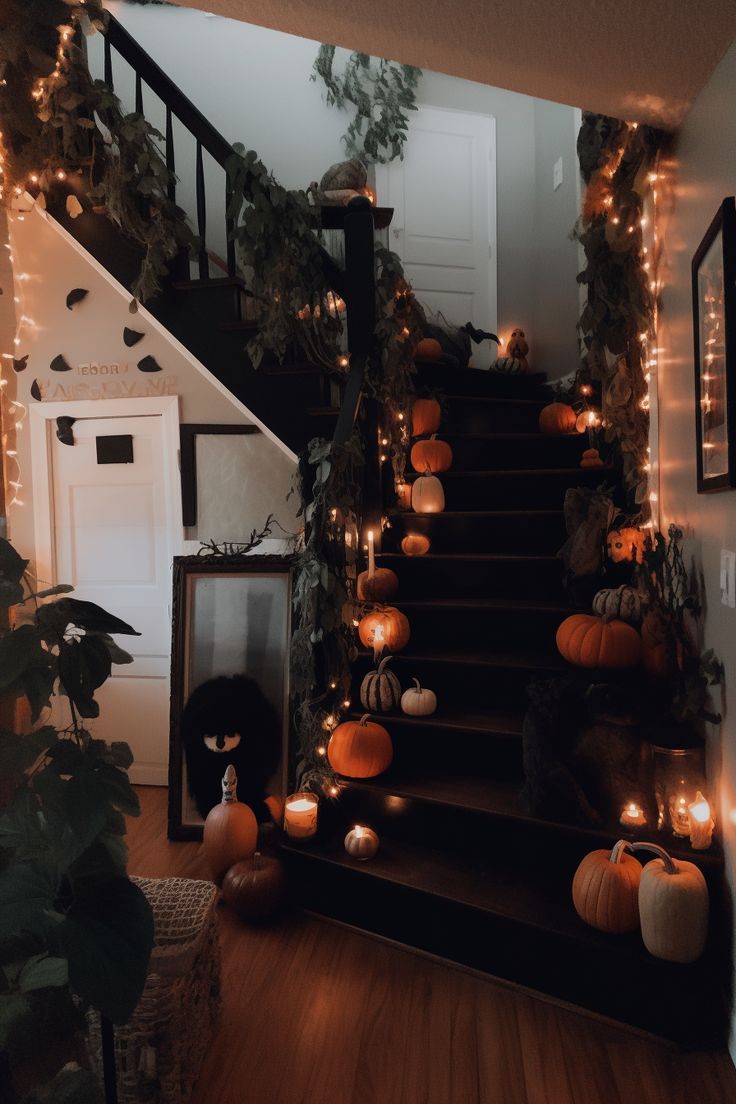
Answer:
[{"xmin": 183, "ymin": 674, "xmax": 281, "ymax": 823}]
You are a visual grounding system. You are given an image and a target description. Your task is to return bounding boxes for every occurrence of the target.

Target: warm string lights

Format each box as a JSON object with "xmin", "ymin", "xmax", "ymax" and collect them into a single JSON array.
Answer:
[{"xmin": 1, "ymin": 218, "xmax": 32, "ymax": 510}]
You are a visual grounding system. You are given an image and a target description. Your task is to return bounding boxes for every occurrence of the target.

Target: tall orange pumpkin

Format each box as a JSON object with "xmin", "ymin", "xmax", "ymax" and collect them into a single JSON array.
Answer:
[
  {"xmin": 556, "ymin": 614, "xmax": 641, "ymax": 668},
  {"xmin": 203, "ymin": 765, "xmax": 258, "ymax": 885},
  {"xmin": 358, "ymin": 606, "xmax": 410, "ymax": 654},
  {"xmin": 412, "ymin": 398, "xmax": 441, "ymax": 437},
  {"xmin": 538, "ymin": 403, "xmax": 577, "ymax": 435},
  {"xmin": 410, "ymin": 435, "xmax": 453, "ymax": 473},
  {"xmin": 357, "ymin": 567, "xmax": 399, "ymax": 602},
  {"xmin": 328, "ymin": 714, "xmax": 393, "ymax": 778}
]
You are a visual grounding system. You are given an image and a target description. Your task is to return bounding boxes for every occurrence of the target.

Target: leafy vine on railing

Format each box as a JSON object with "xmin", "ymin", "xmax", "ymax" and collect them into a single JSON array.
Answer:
[{"xmin": 311, "ymin": 46, "xmax": 421, "ymax": 164}]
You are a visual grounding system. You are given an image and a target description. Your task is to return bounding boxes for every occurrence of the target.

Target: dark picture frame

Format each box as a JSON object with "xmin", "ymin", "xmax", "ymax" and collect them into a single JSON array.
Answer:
[
  {"xmin": 179, "ymin": 423, "xmax": 259, "ymax": 526},
  {"xmin": 167, "ymin": 554, "xmax": 293, "ymax": 840},
  {"xmin": 692, "ymin": 196, "xmax": 736, "ymax": 493}
]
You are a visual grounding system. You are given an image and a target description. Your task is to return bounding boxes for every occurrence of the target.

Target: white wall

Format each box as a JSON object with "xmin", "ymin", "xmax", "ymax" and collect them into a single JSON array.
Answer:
[
  {"xmin": 97, "ymin": 1, "xmax": 580, "ymax": 377},
  {"xmin": 5, "ymin": 206, "xmax": 299, "ymax": 561},
  {"xmin": 656, "ymin": 42, "xmax": 736, "ymax": 1060}
]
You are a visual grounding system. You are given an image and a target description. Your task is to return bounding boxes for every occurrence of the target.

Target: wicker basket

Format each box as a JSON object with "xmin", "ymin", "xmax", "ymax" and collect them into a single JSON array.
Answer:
[{"xmin": 87, "ymin": 877, "xmax": 221, "ymax": 1104}]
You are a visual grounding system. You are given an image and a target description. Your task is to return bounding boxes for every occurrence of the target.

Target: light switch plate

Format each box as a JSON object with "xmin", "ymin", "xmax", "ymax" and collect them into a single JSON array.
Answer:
[
  {"xmin": 553, "ymin": 157, "xmax": 563, "ymax": 191},
  {"xmin": 720, "ymin": 549, "xmax": 736, "ymax": 607}
]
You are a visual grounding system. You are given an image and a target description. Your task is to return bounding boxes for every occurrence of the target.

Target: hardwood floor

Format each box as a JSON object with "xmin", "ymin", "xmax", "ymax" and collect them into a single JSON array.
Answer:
[{"xmin": 127, "ymin": 787, "xmax": 736, "ymax": 1104}]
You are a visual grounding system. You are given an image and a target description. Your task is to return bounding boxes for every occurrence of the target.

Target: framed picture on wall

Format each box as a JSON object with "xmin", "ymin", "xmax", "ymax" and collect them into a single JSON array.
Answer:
[
  {"xmin": 692, "ymin": 196, "xmax": 736, "ymax": 493},
  {"xmin": 168, "ymin": 555, "xmax": 293, "ymax": 840}
]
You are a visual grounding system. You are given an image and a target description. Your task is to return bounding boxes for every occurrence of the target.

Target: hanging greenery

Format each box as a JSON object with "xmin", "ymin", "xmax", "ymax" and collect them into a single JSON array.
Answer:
[
  {"xmin": 573, "ymin": 112, "xmax": 673, "ymax": 518},
  {"xmin": 311, "ymin": 45, "xmax": 421, "ymax": 164}
]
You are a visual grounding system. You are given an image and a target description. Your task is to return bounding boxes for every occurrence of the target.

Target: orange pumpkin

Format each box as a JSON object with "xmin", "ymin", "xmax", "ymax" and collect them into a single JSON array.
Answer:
[
  {"xmin": 357, "ymin": 567, "xmax": 399, "ymax": 602},
  {"xmin": 538, "ymin": 402, "xmax": 577, "ymax": 435},
  {"xmin": 203, "ymin": 766, "xmax": 258, "ymax": 885},
  {"xmin": 572, "ymin": 839, "xmax": 641, "ymax": 933},
  {"xmin": 607, "ymin": 527, "xmax": 646, "ymax": 564},
  {"xmin": 580, "ymin": 447, "xmax": 604, "ymax": 468},
  {"xmin": 328, "ymin": 713, "xmax": 393, "ymax": 778},
  {"xmin": 401, "ymin": 533, "xmax": 430, "ymax": 556},
  {"xmin": 556, "ymin": 614, "xmax": 641, "ymax": 668},
  {"xmin": 358, "ymin": 606, "xmax": 410, "ymax": 654},
  {"xmin": 410, "ymin": 435, "xmax": 453, "ymax": 474},
  {"xmin": 414, "ymin": 337, "xmax": 443, "ymax": 361},
  {"xmin": 411, "ymin": 398, "xmax": 441, "ymax": 437}
]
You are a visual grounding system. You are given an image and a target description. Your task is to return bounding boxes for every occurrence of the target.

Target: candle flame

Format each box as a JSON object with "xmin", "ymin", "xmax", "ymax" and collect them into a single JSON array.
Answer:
[{"xmin": 689, "ymin": 792, "xmax": 711, "ymax": 824}]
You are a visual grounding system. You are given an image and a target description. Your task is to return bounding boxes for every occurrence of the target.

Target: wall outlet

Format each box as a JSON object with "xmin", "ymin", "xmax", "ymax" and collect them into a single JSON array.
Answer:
[
  {"xmin": 553, "ymin": 157, "xmax": 563, "ymax": 191},
  {"xmin": 720, "ymin": 549, "xmax": 736, "ymax": 607}
]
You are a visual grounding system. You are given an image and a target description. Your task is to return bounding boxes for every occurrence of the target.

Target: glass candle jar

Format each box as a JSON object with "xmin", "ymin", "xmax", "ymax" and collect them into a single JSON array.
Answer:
[
  {"xmin": 283, "ymin": 792, "xmax": 319, "ymax": 839},
  {"xmin": 652, "ymin": 745, "xmax": 708, "ymax": 837}
]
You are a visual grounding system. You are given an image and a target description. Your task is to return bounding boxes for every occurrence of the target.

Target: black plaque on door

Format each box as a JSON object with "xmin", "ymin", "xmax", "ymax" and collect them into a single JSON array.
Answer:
[{"xmin": 96, "ymin": 434, "xmax": 134, "ymax": 465}]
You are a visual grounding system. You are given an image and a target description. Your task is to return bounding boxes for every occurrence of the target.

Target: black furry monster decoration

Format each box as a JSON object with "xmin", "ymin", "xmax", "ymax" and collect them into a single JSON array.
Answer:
[{"xmin": 182, "ymin": 674, "xmax": 282, "ymax": 823}]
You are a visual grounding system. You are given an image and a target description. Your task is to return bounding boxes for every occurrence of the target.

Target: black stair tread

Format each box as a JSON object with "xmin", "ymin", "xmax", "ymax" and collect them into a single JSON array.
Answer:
[
  {"xmin": 285, "ymin": 834, "xmax": 717, "ymax": 956},
  {"xmin": 357, "ymin": 649, "xmax": 565, "ymax": 671},
  {"xmin": 377, "ymin": 552, "xmax": 560, "ymax": 562},
  {"xmin": 388, "ymin": 509, "xmax": 563, "ymax": 519},
  {"xmin": 435, "ymin": 431, "xmax": 582, "ymax": 441},
  {"xmin": 346, "ymin": 708, "xmax": 523, "ymax": 737},
  {"xmin": 171, "ymin": 276, "xmax": 247, "ymax": 290},
  {"xmin": 320, "ymin": 204, "xmax": 394, "ymax": 230},
  {"xmin": 307, "ymin": 406, "xmax": 341, "ymax": 416},
  {"xmin": 220, "ymin": 320, "xmax": 260, "ymax": 332},
  {"xmin": 344, "ymin": 772, "xmax": 724, "ymax": 870},
  {"xmin": 388, "ymin": 598, "xmax": 574, "ymax": 613},
  {"xmin": 404, "ymin": 467, "xmax": 613, "ymax": 479},
  {"xmin": 445, "ymin": 394, "xmax": 548, "ymax": 407}
]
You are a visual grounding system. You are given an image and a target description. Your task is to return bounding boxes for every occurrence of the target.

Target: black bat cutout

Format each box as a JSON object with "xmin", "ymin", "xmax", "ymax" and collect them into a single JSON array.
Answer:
[
  {"xmin": 50, "ymin": 354, "xmax": 73, "ymax": 372},
  {"xmin": 124, "ymin": 327, "xmax": 145, "ymax": 347},
  {"xmin": 56, "ymin": 416, "xmax": 76, "ymax": 446},
  {"xmin": 66, "ymin": 288, "xmax": 89, "ymax": 310},
  {"xmin": 30, "ymin": 379, "xmax": 42, "ymax": 401},
  {"xmin": 137, "ymin": 355, "xmax": 162, "ymax": 373},
  {"xmin": 13, "ymin": 355, "xmax": 28, "ymax": 373}
]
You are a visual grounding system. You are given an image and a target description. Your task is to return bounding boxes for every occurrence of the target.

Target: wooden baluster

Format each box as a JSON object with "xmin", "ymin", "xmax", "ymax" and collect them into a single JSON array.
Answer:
[
  {"xmin": 195, "ymin": 140, "xmax": 209, "ymax": 279},
  {"xmin": 135, "ymin": 72, "xmax": 143, "ymax": 115},
  {"xmin": 225, "ymin": 178, "xmax": 236, "ymax": 279},
  {"xmin": 165, "ymin": 107, "xmax": 176, "ymax": 203},
  {"xmin": 103, "ymin": 35, "xmax": 113, "ymax": 88}
]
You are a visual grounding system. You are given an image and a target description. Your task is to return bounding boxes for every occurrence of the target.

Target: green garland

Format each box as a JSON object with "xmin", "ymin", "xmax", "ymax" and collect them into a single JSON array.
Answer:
[
  {"xmin": 311, "ymin": 45, "xmax": 421, "ymax": 164},
  {"xmin": 574, "ymin": 112, "xmax": 673, "ymax": 516}
]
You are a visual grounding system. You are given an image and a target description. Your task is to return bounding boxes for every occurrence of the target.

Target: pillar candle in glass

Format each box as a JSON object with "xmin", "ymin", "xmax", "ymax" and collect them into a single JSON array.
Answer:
[
  {"xmin": 283, "ymin": 792, "xmax": 319, "ymax": 839},
  {"xmin": 367, "ymin": 529, "xmax": 376, "ymax": 579},
  {"xmin": 652, "ymin": 745, "xmax": 707, "ymax": 837},
  {"xmin": 688, "ymin": 791, "xmax": 715, "ymax": 850}
]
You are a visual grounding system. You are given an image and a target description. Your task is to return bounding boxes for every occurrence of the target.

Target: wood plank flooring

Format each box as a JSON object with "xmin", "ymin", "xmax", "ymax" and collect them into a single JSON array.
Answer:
[{"xmin": 126, "ymin": 787, "xmax": 736, "ymax": 1104}]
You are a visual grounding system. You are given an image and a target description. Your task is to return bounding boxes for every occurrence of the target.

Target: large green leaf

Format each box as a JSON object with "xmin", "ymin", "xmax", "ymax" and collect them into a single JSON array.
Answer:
[
  {"xmin": 0, "ymin": 539, "xmax": 29, "ymax": 610},
  {"xmin": 20, "ymin": 1062, "xmax": 102, "ymax": 1104},
  {"xmin": 57, "ymin": 637, "xmax": 111, "ymax": 719},
  {"xmin": 57, "ymin": 874, "xmax": 153, "ymax": 1023},
  {"xmin": 0, "ymin": 727, "xmax": 57, "ymax": 774},
  {"xmin": 0, "ymin": 626, "xmax": 47, "ymax": 695},
  {"xmin": 0, "ymin": 863, "xmax": 58, "ymax": 941},
  {"xmin": 18, "ymin": 954, "xmax": 68, "ymax": 992},
  {"xmin": 37, "ymin": 598, "xmax": 139, "ymax": 639}
]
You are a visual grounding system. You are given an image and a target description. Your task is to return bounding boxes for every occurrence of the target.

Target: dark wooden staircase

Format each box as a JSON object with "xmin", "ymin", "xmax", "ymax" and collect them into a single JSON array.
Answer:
[{"xmin": 283, "ymin": 361, "xmax": 728, "ymax": 1046}]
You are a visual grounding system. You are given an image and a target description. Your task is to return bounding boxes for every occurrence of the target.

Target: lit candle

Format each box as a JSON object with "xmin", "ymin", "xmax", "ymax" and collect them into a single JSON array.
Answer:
[
  {"xmin": 688, "ymin": 791, "xmax": 714, "ymax": 850},
  {"xmin": 396, "ymin": 483, "xmax": 412, "ymax": 509},
  {"xmin": 372, "ymin": 622, "xmax": 385, "ymax": 662},
  {"xmin": 619, "ymin": 801, "xmax": 647, "ymax": 829},
  {"xmin": 670, "ymin": 794, "xmax": 691, "ymax": 837},
  {"xmin": 283, "ymin": 792, "xmax": 319, "ymax": 839},
  {"xmin": 367, "ymin": 529, "xmax": 375, "ymax": 579}
]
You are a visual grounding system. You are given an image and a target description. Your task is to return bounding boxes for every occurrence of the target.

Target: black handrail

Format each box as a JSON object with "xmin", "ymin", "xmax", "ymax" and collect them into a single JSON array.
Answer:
[{"xmin": 100, "ymin": 13, "xmax": 346, "ymax": 295}]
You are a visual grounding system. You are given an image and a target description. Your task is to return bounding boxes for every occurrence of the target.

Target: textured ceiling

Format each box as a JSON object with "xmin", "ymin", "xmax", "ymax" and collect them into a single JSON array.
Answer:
[{"xmin": 169, "ymin": 0, "xmax": 736, "ymax": 128}]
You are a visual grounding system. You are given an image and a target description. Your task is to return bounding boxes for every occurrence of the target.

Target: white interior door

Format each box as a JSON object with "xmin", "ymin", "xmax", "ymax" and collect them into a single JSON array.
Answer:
[
  {"xmin": 33, "ymin": 400, "xmax": 181, "ymax": 785},
  {"xmin": 377, "ymin": 106, "xmax": 497, "ymax": 366}
]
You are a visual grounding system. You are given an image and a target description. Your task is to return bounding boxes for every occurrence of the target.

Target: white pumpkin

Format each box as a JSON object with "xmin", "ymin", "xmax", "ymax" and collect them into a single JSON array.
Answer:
[
  {"xmin": 592, "ymin": 585, "xmax": 642, "ymax": 624},
  {"xmin": 411, "ymin": 471, "xmax": 445, "ymax": 513},
  {"xmin": 401, "ymin": 678, "xmax": 437, "ymax": 716},
  {"xmin": 344, "ymin": 825, "xmax": 379, "ymax": 860},
  {"xmin": 632, "ymin": 842, "xmax": 709, "ymax": 963}
]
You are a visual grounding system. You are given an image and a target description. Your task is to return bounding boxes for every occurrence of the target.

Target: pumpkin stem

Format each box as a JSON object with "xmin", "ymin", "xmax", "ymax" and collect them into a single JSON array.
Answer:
[
  {"xmin": 609, "ymin": 838, "xmax": 633, "ymax": 864},
  {"xmin": 412, "ymin": 677, "xmax": 421, "ymax": 693},
  {"xmin": 253, "ymin": 851, "xmax": 262, "ymax": 871},
  {"xmin": 376, "ymin": 655, "xmax": 393, "ymax": 675},
  {"xmin": 630, "ymin": 841, "xmax": 679, "ymax": 874},
  {"xmin": 359, "ymin": 713, "xmax": 371, "ymax": 726}
]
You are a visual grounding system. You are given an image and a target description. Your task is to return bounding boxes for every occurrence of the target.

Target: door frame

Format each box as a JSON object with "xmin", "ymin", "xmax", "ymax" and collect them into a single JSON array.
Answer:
[
  {"xmin": 30, "ymin": 396, "xmax": 183, "ymax": 589},
  {"xmin": 375, "ymin": 103, "xmax": 498, "ymax": 335}
]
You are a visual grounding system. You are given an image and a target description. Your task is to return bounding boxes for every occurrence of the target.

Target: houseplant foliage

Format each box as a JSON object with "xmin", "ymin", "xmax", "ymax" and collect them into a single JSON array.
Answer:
[
  {"xmin": 574, "ymin": 112, "xmax": 672, "ymax": 515},
  {"xmin": 311, "ymin": 45, "xmax": 421, "ymax": 164},
  {"xmin": 0, "ymin": 538, "xmax": 153, "ymax": 1102},
  {"xmin": 0, "ymin": 0, "xmax": 196, "ymax": 302}
]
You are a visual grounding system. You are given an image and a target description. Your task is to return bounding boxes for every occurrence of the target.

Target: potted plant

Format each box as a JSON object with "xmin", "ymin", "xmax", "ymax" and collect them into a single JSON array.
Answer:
[{"xmin": 0, "ymin": 538, "xmax": 154, "ymax": 1103}]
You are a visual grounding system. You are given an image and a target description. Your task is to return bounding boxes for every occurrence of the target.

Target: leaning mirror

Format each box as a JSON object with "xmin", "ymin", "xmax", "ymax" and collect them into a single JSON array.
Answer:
[{"xmin": 168, "ymin": 555, "xmax": 293, "ymax": 840}]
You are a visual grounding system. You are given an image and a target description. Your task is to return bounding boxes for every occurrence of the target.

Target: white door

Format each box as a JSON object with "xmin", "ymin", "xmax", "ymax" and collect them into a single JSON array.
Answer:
[
  {"xmin": 376, "ymin": 106, "xmax": 497, "ymax": 366},
  {"xmin": 32, "ymin": 399, "xmax": 181, "ymax": 785}
]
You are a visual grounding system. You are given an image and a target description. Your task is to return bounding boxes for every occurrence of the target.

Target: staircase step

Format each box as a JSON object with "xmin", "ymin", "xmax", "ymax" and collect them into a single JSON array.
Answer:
[
  {"xmin": 384, "ymin": 509, "xmax": 566, "ymax": 555},
  {"xmin": 444, "ymin": 395, "xmax": 548, "ymax": 433},
  {"xmin": 378, "ymin": 598, "xmax": 572, "ymax": 652},
  {"xmin": 414, "ymin": 362, "xmax": 548, "ymax": 398},
  {"xmin": 171, "ymin": 276, "xmax": 248, "ymax": 291},
  {"xmin": 374, "ymin": 551, "xmax": 565, "ymax": 599},
  {"xmin": 420, "ymin": 432, "xmax": 588, "ymax": 471},
  {"xmin": 282, "ymin": 836, "xmax": 725, "ymax": 1043},
  {"xmin": 404, "ymin": 467, "xmax": 613, "ymax": 510}
]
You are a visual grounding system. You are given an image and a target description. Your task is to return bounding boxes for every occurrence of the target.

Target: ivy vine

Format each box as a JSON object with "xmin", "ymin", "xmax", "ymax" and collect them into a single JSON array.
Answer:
[{"xmin": 311, "ymin": 45, "xmax": 421, "ymax": 164}]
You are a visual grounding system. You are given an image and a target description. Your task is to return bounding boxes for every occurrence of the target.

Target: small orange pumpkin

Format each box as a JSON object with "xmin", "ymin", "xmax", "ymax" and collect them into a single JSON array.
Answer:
[
  {"xmin": 411, "ymin": 398, "xmax": 441, "ymax": 437},
  {"xmin": 538, "ymin": 402, "xmax": 577, "ymax": 435},
  {"xmin": 607, "ymin": 527, "xmax": 646, "ymax": 564},
  {"xmin": 572, "ymin": 839, "xmax": 641, "ymax": 933},
  {"xmin": 414, "ymin": 337, "xmax": 443, "ymax": 361},
  {"xmin": 410, "ymin": 436, "xmax": 453, "ymax": 474},
  {"xmin": 328, "ymin": 714, "xmax": 393, "ymax": 778},
  {"xmin": 556, "ymin": 614, "xmax": 641, "ymax": 668},
  {"xmin": 580, "ymin": 447, "xmax": 604, "ymax": 468},
  {"xmin": 357, "ymin": 567, "xmax": 399, "ymax": 602},
  {"xmin": 358, "ymin": 606, "xmax": 410, "ymax": 654},
  {"xmin": 401, "ymin": 533, "xmax": 430, "ymax": 556},
  {"xmin": 203, "ymin": 766, "xmax": 258, "ymax": 885}
]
